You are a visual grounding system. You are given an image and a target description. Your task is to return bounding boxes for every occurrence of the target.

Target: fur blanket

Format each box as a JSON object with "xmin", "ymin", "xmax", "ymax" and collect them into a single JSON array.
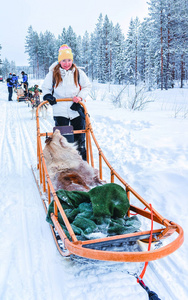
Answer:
[
  {"xmin": 44, "ymin": 130, "xmax": 141, "ymax": 240},
  {"xmin": 43, "ymin": 129, "xmax": 103, "ymax": 191}
]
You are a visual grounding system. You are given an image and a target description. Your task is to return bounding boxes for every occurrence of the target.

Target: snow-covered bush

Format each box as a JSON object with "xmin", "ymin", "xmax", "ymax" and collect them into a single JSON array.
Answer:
[
  {"xmin": 106, "ymin": 83, "xmax": 154, "ymax": 110},
  {"xmin": 127, "ymin": 85, "xmax": 154, "ymax": 111}
]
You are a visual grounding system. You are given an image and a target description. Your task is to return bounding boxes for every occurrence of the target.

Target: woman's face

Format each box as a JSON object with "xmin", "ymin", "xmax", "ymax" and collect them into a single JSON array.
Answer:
[{"xmin": 60, "ymin": 59, "xmax": 73, "ymax": 70}]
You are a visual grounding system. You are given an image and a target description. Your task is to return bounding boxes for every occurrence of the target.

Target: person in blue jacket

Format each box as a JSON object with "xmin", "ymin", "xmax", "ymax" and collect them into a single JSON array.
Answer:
[
  {"xmin": 6, "ymin": 73, "xmax": 13, "ymax": 101},
  {"xmin": 21, "ymin": 71, "xmax": 28, "ymax": 94},
  {"xmin": 12, "ymin": 73, "xmax": 18, "ymax": 89}
]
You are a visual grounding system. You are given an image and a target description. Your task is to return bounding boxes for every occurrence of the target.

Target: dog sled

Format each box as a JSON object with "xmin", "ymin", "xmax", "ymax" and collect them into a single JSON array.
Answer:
[
  {"xmin": 32, "ymin": 99, "xmax": 184, "ymax": 263},
  {"xmin": 16, "ymin": 84, "xmax": 28, "ymax": 102}
]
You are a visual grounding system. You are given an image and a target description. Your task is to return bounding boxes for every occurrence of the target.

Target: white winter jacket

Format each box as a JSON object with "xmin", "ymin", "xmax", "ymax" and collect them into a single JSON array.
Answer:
[{"xmin": 42, "ymin": 62, "xmax": 91, "ymax": 119}]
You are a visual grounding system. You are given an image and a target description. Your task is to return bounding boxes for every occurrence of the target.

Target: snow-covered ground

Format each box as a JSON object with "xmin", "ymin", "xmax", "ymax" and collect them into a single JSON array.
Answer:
[{"xmin": 0, "ymin": 80, "xmax": 187, "ymax": 300}]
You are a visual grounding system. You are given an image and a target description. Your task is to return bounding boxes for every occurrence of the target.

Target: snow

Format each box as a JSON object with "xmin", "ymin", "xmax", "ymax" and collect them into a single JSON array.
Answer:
[{"xmin": 0, "ymin": 80, "xmax": 188, "ymax": 300}]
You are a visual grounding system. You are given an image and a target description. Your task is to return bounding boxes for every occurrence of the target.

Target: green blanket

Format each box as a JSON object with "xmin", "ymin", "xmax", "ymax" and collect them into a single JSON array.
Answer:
[{"xmin": 46, "ymin": 183, "xmax": 141, "ymax": 240}]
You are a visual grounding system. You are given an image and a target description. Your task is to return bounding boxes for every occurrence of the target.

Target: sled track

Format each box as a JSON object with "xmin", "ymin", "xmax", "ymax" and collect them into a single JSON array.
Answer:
[
  {"xmin": 146, "ymin": 255, "xmax": 188, "ymax": 300},
  {"xmin": 0, "ymin": 102, "xmax": 55, "ymax": 299}
]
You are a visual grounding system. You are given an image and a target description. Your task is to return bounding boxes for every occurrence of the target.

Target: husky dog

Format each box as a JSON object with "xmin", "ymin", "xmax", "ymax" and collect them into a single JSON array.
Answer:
[
  {"xmin": 40, "ymin": 103, "xmax": 49, "ymax": 119},
  {"xmin": 31, "ymin": 101, "xmax": 49, "ymax": 120},
  {"xmin": 43, "ymin": 129, "xmax": 104, "ymax": 191},
  {"xmin": 30, "ymin": 88, "xmax": 49, "ymax": 120}
]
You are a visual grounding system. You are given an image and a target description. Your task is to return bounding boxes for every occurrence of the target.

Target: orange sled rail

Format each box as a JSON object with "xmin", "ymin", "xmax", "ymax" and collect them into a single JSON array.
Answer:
[{"xmin": 34, "ymin": 99, "xmax": 184, "ymax": 262}]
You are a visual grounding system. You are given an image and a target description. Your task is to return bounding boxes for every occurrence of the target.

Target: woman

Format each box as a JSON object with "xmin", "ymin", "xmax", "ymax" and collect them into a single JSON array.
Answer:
[
  {"xmin": 6, "ymin": 73, "xmax": 13, "ymax": 101},
  {"xmin": 42, "ymin": 44, "xmax": 91, "ymax": 160}
]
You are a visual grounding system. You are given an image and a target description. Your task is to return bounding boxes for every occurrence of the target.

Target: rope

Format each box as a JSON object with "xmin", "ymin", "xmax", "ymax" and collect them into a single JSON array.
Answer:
[
  {"xmin": 137, "ymin": 203, "xmax": 153, "ymax": 281},
  {"xmin": 136, "ymin": 204, "xmax": 161, "ymax": 299}
]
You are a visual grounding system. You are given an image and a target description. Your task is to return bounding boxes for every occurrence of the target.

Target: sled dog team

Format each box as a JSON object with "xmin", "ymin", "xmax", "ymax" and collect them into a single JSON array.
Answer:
[
  {"xmin": 6, "ymin": 72, "xmax": 48, "ymax": 120},
  {"xmin": 28, "ymin": 85, "xmax": 49, "ymax": 120}
]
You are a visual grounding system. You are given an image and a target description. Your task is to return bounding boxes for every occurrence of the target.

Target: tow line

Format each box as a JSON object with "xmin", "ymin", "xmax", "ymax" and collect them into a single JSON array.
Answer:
[{"xmin": 135, "ymin": 204, "xmax": 161, "ymax": 300}]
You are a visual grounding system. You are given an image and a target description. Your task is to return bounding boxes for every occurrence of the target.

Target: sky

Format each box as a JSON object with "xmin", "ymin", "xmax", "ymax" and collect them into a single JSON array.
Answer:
[{"xmin": 0, "ymin": 0, "xmax": 149, "ymax": 66}]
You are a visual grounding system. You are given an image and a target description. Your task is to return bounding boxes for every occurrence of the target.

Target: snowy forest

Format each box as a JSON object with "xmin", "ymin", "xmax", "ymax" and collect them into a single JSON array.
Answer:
[{"xmin": 1, "ymin": 0, "xmax": 188, "ymax": 90}]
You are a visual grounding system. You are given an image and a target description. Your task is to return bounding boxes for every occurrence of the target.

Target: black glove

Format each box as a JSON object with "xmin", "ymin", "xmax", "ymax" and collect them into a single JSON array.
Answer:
[
  {"xmin": 7, "ymin": 78, "xmax": 13, "ymax": 85},
  {"xmin": 70, "ymin": 102, "xmax": 85, "ymax": 119},
  {"xmin": 43, "ymin": 94, "xmax": 57, "ymax": 106}
]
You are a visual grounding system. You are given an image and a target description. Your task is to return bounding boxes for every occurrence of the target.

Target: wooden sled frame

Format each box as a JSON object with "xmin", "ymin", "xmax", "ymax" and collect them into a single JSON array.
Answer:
[{"xmin": 34, "ymin": 99, "xmax": 184, "ymax": 262}]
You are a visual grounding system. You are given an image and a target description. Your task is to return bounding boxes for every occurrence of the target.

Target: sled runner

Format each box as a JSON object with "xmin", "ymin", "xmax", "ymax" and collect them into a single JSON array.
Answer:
[{"xmin": 32, "ymin": 99, "xmax": 184, "ymax": 262}]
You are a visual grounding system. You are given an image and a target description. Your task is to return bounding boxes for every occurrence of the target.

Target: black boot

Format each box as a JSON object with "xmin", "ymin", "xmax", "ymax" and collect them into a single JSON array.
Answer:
[{"xmin": 76, "ymin": 138, "xmax": 86, "ymax": 160}]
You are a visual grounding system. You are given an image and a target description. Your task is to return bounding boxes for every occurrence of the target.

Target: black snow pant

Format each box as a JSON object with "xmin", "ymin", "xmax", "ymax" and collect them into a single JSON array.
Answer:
[
  {"xmin": 8, "ymin": 86, "xmax": 13, "ymax": 101},
  {"xmin": 54, "ymin": 116, "xmax": 86, "ymax": 161},
  {"xmin": 23, "ymin": 82, "xmax": 28, "ymax": 95}
]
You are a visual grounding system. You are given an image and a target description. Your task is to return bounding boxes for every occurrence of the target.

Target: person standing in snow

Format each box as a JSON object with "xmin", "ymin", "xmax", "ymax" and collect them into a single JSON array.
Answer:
[
  {"xmin": 21, "ymin": 71, "xmax": 28, "ymax": 94},
  {"xmin": 12, "ymin": 73, "xmax": 18, "ymax": 90},
  {"xmin": 6, "ymin": 73, "xmax": 13, "ymax": 101},
  {"xmin": 42, "ymin": 44, "xmax": 91, "ymax": 160}
]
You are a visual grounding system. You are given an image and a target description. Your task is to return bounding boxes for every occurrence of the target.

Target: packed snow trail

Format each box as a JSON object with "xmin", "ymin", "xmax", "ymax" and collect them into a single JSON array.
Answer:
[
  {"xmin": 0, "ymin": 100, "xmax": 64, "ymax": 300},
  {"xmin": 0, "ymin": 82, "xmax": 187, "ymax": 300},
  {"xmin": 0, "ymin": 96, "xmax": 147, "ymax": 300}
]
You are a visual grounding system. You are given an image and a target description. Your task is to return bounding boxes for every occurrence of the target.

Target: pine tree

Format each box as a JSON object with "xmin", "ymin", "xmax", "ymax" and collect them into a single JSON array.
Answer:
[
  {"xmin": 76, "ymin": 35, "xmax": 83, "ymax": 67},
  {"xmin": 82, "ymin": 31, "xmax": 90, "ymax": 75},
  {"xmin": 42, "ymin": 31, "xmax": 57, "ymax": 75},
  {"xmin": 58, "ymin": 28, "xmax": 67, "ymax": 48},
  {"xmin": 38, "ymin": 32, "xmax": 45, "ymax": 77},
  {"xmin": 139, "ymin": 20, "xmax": 147, "ymax": 83},
  {"xmin": 94, "ymin": 13, "xmax": 104, "ymax": 82},
  {"xmin": 102, "ymin": 15, "xmax": 112, "ymax": 83},
  {"xmin": 139, "ymin": 19, "xmax": 158, "ymax": 90},
  {"xmin": 23, "ymin": 8, "xmax": 187, "ymax": 87},
  {"xmin": 25, "ymin": 26, "xmax": 34, "ymax": 70},
  {"xmin": 113, "ymin": 23, "xmax": 126, "ymax": 84},
  {"xmin": 66, "ymin": 26, "xmax": 79, "ymax": 64},
  {"xmin": 125, "ymin": 17, "xmax": 140, "ymax": 86},
  {"xmin": 147, "ymin": 0, "xmax": 188, "ymax": 89},
  {"xmin": 10, "ymin": 61, "xmax": 16, "ymax": 74},
  {"xmin": 1, "ymin": 58, "xmax": 11, "ymax": 78},
  {"xmin": 169, "ymin": 0, "xmax": 188, "ymax": 87},
  {"xmin": 90, "ymin": 32, "xmax": 97, "ymax": 81},
  {"xmin": 25, "ymin": 26, "xmax": 40, "ymax": 78},
  {"xmin": 147, "ymin": 1, "xmax": 160, "ymax": 89}
]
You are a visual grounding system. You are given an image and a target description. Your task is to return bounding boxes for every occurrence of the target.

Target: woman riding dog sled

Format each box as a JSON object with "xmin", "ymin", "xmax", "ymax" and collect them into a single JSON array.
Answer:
[{"xmin": 42, "ymin": 44, "xmax": 91, "ymax": 160}]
